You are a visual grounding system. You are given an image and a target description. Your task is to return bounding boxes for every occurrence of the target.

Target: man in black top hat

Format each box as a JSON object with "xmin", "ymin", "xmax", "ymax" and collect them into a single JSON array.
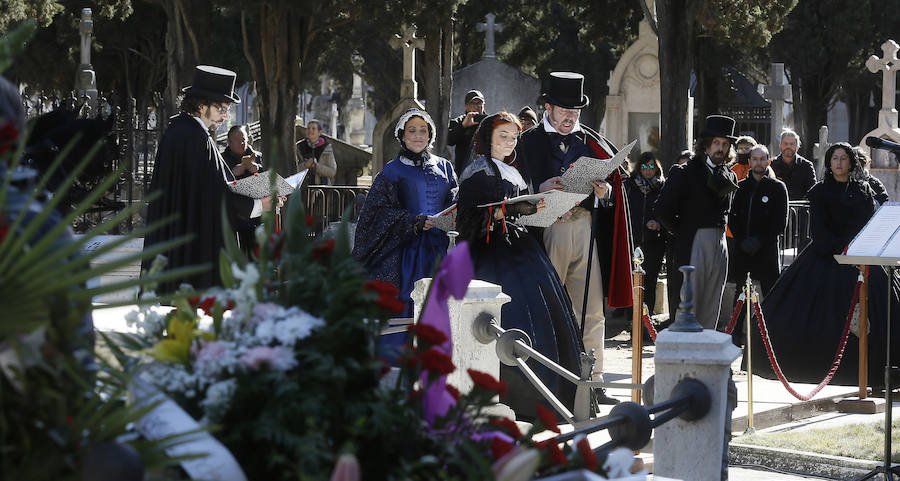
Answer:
[
  {"xmin": 447, "ymin": 89, "xmax": 486, "ymax": 174},
  {"xmin": 654, "ymin": 115, "xmax": 739, "ymax": 328},
  {"xmin": 142, "ymin": 65, "xmax": 272, "ymax": 293},
  {"xmin": 516, "ymin": 72, "xmax": 632, "ymax": 403}
]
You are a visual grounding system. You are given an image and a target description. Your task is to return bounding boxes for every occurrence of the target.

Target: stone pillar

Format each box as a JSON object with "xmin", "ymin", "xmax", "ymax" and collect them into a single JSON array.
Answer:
[
  {"xmin": 411, "ymin": 278, "xmax": 510, "ymax": 394},
  {"xmin": 653, "ymin": 267, "xmax": 741, "ymax": 480}
]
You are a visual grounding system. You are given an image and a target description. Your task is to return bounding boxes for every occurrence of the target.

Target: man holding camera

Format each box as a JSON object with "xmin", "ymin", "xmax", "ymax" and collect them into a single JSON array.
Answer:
[{"xmin": 448, "ymin": 89, "xmax": 486, "ymax": 174}]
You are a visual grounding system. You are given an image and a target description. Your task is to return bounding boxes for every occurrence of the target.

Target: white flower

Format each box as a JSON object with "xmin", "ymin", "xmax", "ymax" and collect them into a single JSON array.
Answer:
[
  {"xmin": 603, "ymin": 447, "xmax": 644, "ymax": 478},
  {"xmin": 255, "ymin": 224, "xmax": 267, "ymax": 247},
  {"xmin": 202, "ymin": 379, "xmax": 238, "ymax": 422},
  {"xmin": 240, "ymin": 346, "xmax": 297, "ymax": 371}
]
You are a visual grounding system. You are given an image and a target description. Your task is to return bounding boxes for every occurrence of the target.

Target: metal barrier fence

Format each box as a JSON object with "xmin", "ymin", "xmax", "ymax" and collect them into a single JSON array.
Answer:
[
  {"xmin": 779, "ymin": 200, "xmax": 811, "ymax": 267},
  {"xmin": 304, "ymin": 185, "xmax": 369, "ymax": 235}
]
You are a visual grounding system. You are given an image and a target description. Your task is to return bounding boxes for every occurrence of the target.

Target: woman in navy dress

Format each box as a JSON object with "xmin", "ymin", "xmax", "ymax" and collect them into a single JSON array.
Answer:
[
  {"xmin": 353, "ymin": 109, "xmax": 456, "ymax": 330},
  {"xmin": 456, "ymin": 112, "xmax": 585, "ymax": 420}
]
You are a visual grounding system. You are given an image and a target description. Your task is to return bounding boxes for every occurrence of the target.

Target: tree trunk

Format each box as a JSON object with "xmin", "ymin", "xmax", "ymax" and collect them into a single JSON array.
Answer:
[
  {"xmin": 422, "ymin": 21, "xmax": 453, "ymax": 160},
  {"xmin": 656, "ymin": 0, "xmax": 695, "ymax": 171}
]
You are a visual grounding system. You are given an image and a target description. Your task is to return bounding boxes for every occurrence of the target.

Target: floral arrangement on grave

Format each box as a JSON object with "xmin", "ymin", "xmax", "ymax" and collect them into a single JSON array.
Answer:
[
  {"xmin": 0, "ymin": 21, "xmax": 200, "ymax": 480},
  {"xmin": 117, "ymin": 182, "xmax": 643, "ymax": 480}
]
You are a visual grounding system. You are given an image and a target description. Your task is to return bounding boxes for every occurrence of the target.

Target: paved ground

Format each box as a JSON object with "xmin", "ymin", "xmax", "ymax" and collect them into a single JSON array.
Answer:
[{"xmin": 727, "ymin": 466, "xmax": 834, "ymax": 480}]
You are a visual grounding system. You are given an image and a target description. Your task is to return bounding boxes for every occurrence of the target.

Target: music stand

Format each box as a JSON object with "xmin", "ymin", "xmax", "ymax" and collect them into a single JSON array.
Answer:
[{"xmin": 835, "ymin": 202, "xmax": 900, "ymax": 480}]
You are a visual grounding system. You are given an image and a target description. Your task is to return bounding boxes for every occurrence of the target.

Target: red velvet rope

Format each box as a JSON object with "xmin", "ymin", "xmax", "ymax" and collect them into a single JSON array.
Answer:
[
  {"xmin": 753, "ymin": 278, "xmax": 862, "ymax": 401},
  {"xmin": 723, "ymin": 294, "xmax": 746, "ymax": 335},
  {"xmin": 642, "ymin": 312, "xmax": 657, "ymax": 341}
]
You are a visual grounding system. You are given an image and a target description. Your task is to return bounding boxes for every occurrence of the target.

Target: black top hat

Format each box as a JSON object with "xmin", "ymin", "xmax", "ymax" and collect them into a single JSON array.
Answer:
[
  {"xmin": 540, "ymin": 72, "xmax": 589, "ymax": 109},
  {"xmin": 700, "ymin": 115, "xmax": 737, "ymax": 142},
  {"xmin": 182, "ymin": 65, "xmax": 241, "ymax": 104}
]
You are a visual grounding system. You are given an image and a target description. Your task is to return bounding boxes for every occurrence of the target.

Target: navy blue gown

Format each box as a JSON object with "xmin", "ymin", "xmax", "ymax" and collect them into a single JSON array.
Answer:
[
  {"xmin": 457, "ymin": 156, "xmax": 584, "ymax": 420},
  {"xmin": 353, "ymin": 155, "xmax": 456, "ymax": 353}
]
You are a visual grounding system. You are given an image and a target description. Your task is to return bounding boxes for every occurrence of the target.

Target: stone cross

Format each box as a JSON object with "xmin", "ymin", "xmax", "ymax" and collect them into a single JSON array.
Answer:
[
  {"xmin": 813, "ymin": 125, "xmax": 831, "ymax": 178},
  {"xmin": 865, "ymin": 40, "xmax": 899, "ymax": 129},
  {"xmin": 476, "ymin": 13, "xmax": 504, "ymax": 59},
  {"xmin": 79, "ymin": 8, "xmax": 93, "ymax": 68},
  {"xmin": 763, "ymin": 63, "xmax": 792, "ymax": 155},
  {"xmin": 389, "ymin": 26, "xmax": 425, "ymax": 100}
]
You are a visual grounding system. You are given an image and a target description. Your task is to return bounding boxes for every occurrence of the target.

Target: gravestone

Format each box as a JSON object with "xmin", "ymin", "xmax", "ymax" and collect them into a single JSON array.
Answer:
[
  {"xmin": 605, "ymin": 4, "xmax": 692, "ymax": 159},
  {"xmin": 450, "ymin": 14, "xmax": 540, "ymax": 124},
  {"xmin": 371, "ymin": 26, "xmax": 426, "ymax": 174},
  {"xmin": 75, "ymin": 8, "xmax": 98, "ymax": 114},
  {"xmin": 763, "ymin": 63, "xmax": 792, "ymax": 157},
  {"xmin": 861, "ymin": 40, "xmax": 900, "ymax": 200},
  {"xmin": 812, "ymin": 126, "xmax": 831, "ymax": 179}
]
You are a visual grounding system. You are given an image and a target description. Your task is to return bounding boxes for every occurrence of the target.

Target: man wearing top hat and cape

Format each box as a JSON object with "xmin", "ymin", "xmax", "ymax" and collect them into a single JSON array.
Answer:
[
  {"xmin": 142, "ymin": 65, "xmax": 271, "ymax": 293},
  {"xmin": 654, "ymin": 115, "xmax": 740, "ymax": 328},
  {"xmin": 516, "ymin": 72, "xmax": 633, "ymax": 405}
]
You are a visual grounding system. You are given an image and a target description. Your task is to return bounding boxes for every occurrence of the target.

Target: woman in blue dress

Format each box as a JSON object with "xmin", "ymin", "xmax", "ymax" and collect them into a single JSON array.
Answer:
[
  {"xmin": 456, "ymin": 112, "xmax": 586, "ymax": 420},
  {"xmin": 353, "ymin": 108, "xmax": 457, "ymax": 322}
]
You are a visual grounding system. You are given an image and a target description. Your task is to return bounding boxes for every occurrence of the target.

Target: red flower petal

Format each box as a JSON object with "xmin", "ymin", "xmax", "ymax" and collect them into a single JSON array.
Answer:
[
  {"xmin": 445, "ymin": 384, "xmax": 460, "ymax": 401},
  {"xmin": 577, "ymin": 438, "xmax": 599, "ymax": 471},
  {"xmin": 535, "ymin": 403, "xmax": 560, "ymax": 433},
  {"xmin": 537, "ymin": 438, "xmax": 567, "ymax": 466},
  {"xmin": 408, "ymin": 323, "xmax": 448, "ymax": 346},
  {"xmin": 197, "ymin": 296, "xmax": 216, "ymax": 316},
  {"xmin": 364, "ymin": 280, "xmax": 400, "ymax": 297},
  {"xmin": 490, "ymin": 436, "xmax": 514, "ymax": 461},
  {"xmin": 312, "ymin": 239, "xmax": 335, "ymax": 259},
  {"xmin": 490, "ymin": 418, "xmax": 523, "ymax": 439},
  {"xmin": 419, "ymin": 348, "xmax": 456, "ymax": 375},
  {"xmin": 468, "ymin": 369, "xmax": 508, "ymax": 397},
  {"xmin": 376, "ymin": 295, "xmax": 406, "ymax": 314}
]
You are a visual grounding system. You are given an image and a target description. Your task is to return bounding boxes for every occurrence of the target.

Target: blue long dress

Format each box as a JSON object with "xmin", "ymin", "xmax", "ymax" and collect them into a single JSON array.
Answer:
[{"xmin": 353, "ymin": 155, "xmax": 457, "ymax": 352}]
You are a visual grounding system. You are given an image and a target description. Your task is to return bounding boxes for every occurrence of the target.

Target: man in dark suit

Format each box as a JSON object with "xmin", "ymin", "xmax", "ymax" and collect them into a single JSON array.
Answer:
[
  {"xmin": 654, "ymin": 115, "xmax": 739, "ymax": 328},
  {"xmin": 142, "ymin": 65, "xmax": 270, "ymax": 292},
  {"xmin": 516, "ymin": 72, "xmax": 632, "ymax": 402},
  {"xmin": 447, "ymin": 89, "xmax": 486, "ymax": 174}
]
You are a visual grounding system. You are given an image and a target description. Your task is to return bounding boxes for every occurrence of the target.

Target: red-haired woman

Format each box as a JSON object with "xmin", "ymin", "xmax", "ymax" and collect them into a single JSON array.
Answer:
[{"xmin": 456, "ymin": 112, "xmax": 584, "ymax": 421}]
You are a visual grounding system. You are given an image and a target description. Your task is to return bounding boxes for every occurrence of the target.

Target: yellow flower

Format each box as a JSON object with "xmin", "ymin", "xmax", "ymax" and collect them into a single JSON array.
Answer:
[{"xmin": 146, "ymin": 316, "xmax": 212, "ymax": 364}]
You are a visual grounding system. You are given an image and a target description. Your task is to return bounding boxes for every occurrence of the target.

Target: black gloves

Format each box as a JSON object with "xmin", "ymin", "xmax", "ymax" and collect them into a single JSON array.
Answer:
[
  {"xmin": 707, "ymin": 164, "xmax": 739, "ymax": 198},
  {"xmin": 414, "ymin": 214, "xmax": 427, "ymax": 234},
  {"xmin": 504, "ymin": 201, "xmax": 538, "ymax": 217}
]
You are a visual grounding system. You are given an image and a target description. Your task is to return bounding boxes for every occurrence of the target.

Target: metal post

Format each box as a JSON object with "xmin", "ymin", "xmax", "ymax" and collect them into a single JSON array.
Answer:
[
  {"xmin": 632, "ymin": 247, "xmax": 645, "ymax": 403},
  {"xmin": 744, "ymin": 273, "xmax": 755, "ymax": 435},
  {"xmin": 447, "ymin": 230, "xmax": 458, "ymax": 249},
  {"xmin": 859, "ymin": 266, "xmax": 869, "ymax": 400}
]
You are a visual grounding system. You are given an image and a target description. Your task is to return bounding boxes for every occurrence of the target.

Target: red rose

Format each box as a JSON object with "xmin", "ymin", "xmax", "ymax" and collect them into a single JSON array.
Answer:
[
  {"xmin": 576, "ymin": 438, "xmax": 599, "ymax": 471},
  {"xmin": 0, "ymin": 121, "xmax": 19, "ymax": 156},
  {"xmin": 535, "ymin": 403, "xmax": 560, "ymax": 434},
  {"xmin": 490, "ymin": 436, "xmax": 514, "ymax": 461},
  {"xmin": 376, "ymin": 295, "xmax": 406, "ymax": 314},
  {"xmin": 490, "ymin": 418, "xmax": 522, "ymax": 439},
  {"xmin": 187, "ymin": 296, "xmax": 201, "ymax": 306},
  {"xmin": 445, "ymin": 384, "xmax": 460, "ymax": 401},
  {"xmin": 467, "ymin": 369, "xmax": 508, "ymax": 397},
  {"xmin": 419, "ymin": 348, "xmax": 455, "ymax": 375},
  {"xmin": 537, "ymin": 438, "xmax": 567, "ymax": 466},
  {"xmin": 408, "ymin": 323, "xmax": 448, "ymax": 346},
  {"xmin": 197, "ymin": 297, "xmax": 217, "ymax": 315},
  {"xmin": 364, "ymin": 280, "xmax": 400, "ymax": 297},
  {"xmin": 312, "ymin": 239, "xmax": 335, "ymax": 259},
  {"xmin": 402, "ymin": 347, "xmax": 419, "ymax": 369}
]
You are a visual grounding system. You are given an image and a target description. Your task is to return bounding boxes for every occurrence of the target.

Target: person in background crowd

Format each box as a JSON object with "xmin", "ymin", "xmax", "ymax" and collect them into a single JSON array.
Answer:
[
  {"xmin": 296, "ymin": 119, "xmax": 337, "ymax": 185},
  {"xmin": 222, "ymin": 124, "xmax": 264, "ymax": 257},
  {"xmin": 675, "ymin": 149, "xmax": 692, "ymax": 167},
  {"xmin": 625, "ymin": 151, "xmax": 667, "ymax": 318},
  {"xmin": 726, "ymin": 143, "xmax": 788, "ymax": 344},
  {"xmin": 730, "ymin": 135, "xmax": 756, "ymax": 181},
  {"xmin": 448, "ymin": 89, "xmax": 487, "ymax": 174},
  {"xmin": 853, "ymin": 146, "xmax": 889, "ymax": 205},
  {"xmin": 353, "ymin": 109, "xmax": 457, "ymax": 356},
  {"xmin": 771, "ymin": 129, "xmax": 816, "ymax": 200},
  {"xmin": 518, "ymin": 105, "xmax": 538, "ymax": 131}
]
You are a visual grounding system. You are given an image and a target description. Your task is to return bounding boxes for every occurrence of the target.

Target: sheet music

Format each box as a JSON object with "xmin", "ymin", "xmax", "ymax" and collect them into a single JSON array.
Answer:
[
  {"xmin": 476, "ymin": 193, "xmax": 545, "ymax": 208},
  {"xmin": 431, "ymin": 204, "xmax": 457, "ymax": 232},
  {"xmin": 560, "ymin": 140, "xmax": 636, "ymax": 194},
  {"xmin": 285, "ymin": 170, "xmax": 308, "ymax": 189},
  {"xmin": 846, "ymin": 202, "xmax": 900, "ymax": 257},
  {"xmin": 228, "ymin": 172, "xmax": 295, "ymax": 199},
  {"xmin": 518, "ymin": 190, "xmax": 589, "ymax": 228}
]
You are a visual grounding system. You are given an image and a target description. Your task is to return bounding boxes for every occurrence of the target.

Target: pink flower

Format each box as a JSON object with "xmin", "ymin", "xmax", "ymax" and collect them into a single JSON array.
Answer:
[
  {"xmin": 250, "ymin": 302, "xmax": 283, "ymax": 325},
  {"xmin": 241, "ymin": 346, "xmax": 297, "ymax": 371},
  {"xmin": 194, "ymin": 340, "xmax": 228, "ymax": 363}
]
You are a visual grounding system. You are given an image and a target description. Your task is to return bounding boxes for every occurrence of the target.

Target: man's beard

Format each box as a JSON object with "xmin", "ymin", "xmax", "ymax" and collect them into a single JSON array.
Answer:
[{"xmin": 782, "ymin": 149, "xmax": 795, "ymax": 158}]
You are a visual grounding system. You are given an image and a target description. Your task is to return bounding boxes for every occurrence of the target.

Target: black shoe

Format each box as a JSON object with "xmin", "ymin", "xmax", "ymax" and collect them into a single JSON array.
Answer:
[{"xmin": 594, "ymin": 389, "xmax": 620, "ymax": 405}]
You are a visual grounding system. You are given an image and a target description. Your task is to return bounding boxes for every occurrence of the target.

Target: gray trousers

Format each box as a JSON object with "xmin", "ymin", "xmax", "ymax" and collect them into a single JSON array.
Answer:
[{"xmin": 690, "ymin": 227, "xmax": 728, "ymax": 329}]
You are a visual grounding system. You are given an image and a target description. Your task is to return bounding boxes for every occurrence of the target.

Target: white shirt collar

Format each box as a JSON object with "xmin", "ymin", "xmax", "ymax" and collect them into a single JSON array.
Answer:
[
  {"xmin": 193, "ymin": 115, "xmax": 210, "ymax": 135},
  {"xmin": 542, "ymin": 114, "xmax": 582, "ymax": 134},
  {"xmin": 491, "ymin": 157, "xmax": 527, "ymax": 190},
  {"xmin": 705, "ymin": 156, "xmax": 717, "ymax": 171}
]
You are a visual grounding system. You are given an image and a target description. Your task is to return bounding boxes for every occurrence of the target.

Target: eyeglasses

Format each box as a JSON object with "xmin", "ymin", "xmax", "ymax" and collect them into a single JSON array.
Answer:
[
  {"xmin": 640, "ymin": 164, "xmax": 655, "ymax": 169},
  {"xmin": 212, "ymin": 104, "xmax": 229, "ymax": 115}
]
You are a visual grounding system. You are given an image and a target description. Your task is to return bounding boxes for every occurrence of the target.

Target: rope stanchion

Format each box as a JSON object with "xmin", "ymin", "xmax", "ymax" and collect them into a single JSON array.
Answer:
[
  {"xmin": 754, "ymin": 276, "xmax": 863, "ymax": 401},
  {"xmin": 723, "ymin": 292, "xmax": 746, "ymax": 335},
  {"xmin": 642, "ymin": 312, "xmax": 657, "ymax": 341}
]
